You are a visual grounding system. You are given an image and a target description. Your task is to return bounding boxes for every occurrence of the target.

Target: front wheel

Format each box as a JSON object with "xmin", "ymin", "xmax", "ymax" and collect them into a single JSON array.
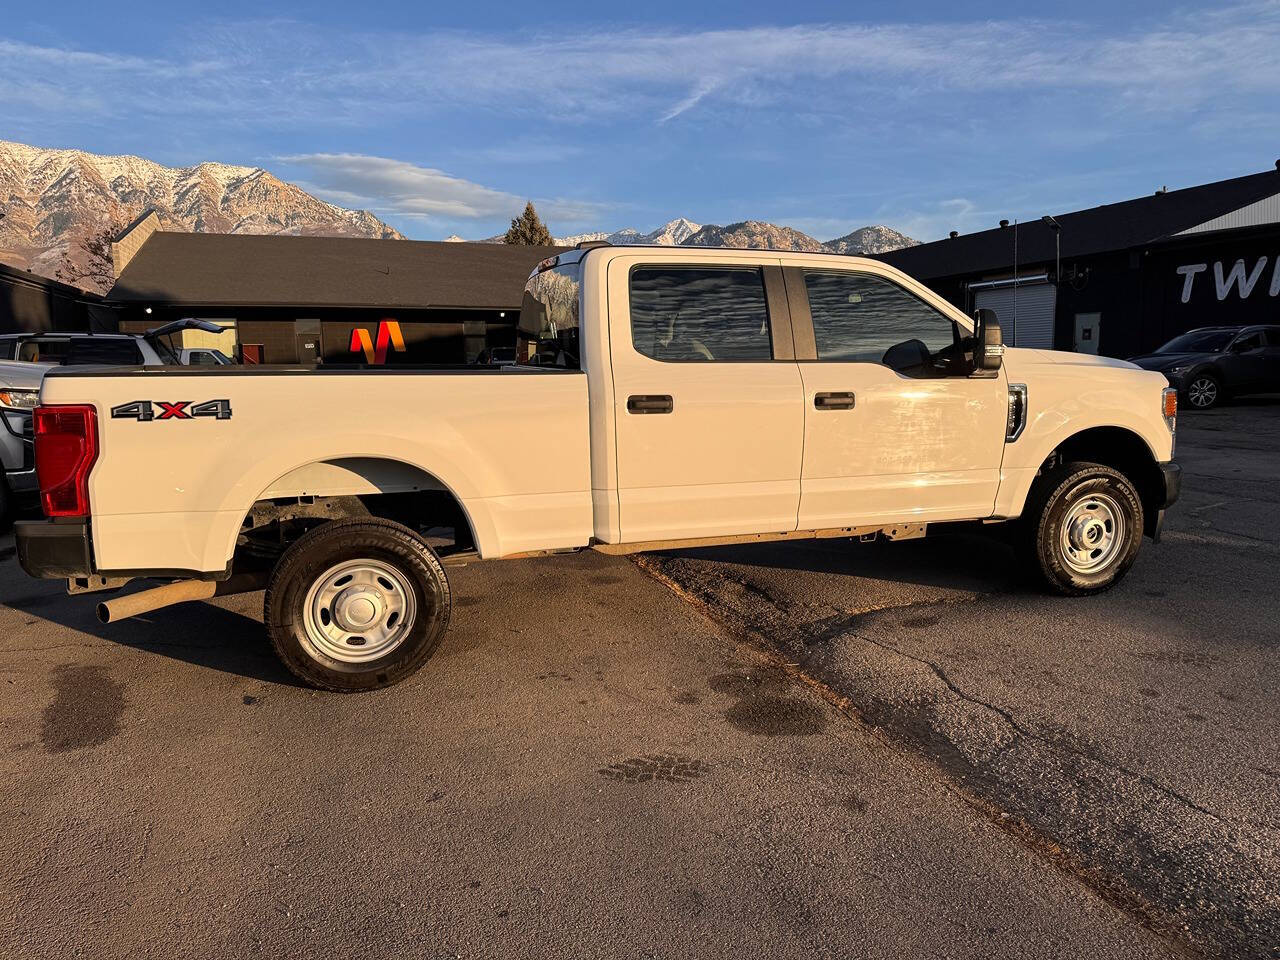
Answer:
[
  {"xmin": 265, "ymin": 518, "xmax": 451, "ymax": 692},
  {"xmin": 1023, "ymin": 462, "xmax": 1144, "ymax": 595},
  {"xmin": 1185, "ymin": 373, "xmax": 1221, "ymax": 409}
]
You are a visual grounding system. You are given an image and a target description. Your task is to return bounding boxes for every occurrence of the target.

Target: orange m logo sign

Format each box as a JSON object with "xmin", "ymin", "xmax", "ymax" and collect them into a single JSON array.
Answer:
[{"xmin": 349, "ymin": 319, "xmax": 406, "ymax": 364}]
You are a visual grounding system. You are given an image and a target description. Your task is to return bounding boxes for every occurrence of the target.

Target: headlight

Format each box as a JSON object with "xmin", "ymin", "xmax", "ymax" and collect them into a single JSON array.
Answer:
[
  {"xmin": 0, "ymin": 390, "xmax": 39, "ymax": 409},
  {"xmin": 1166, "ymin": 365, "xmax": 1190, "ymax": 375}
]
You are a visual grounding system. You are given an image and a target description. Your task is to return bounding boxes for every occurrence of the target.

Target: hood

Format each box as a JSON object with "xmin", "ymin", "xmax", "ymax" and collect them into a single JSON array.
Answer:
[
  {"xmin": 1005, "ymin": 348, "xmax": 1140, "ymax": 371},
  {"xmin": 1127, "ymin": 351, "xmax": 1213, "ymax": 371},
  {"xmin": 0, "ymin": 359, "xmax": 54, "ymax": 391}
]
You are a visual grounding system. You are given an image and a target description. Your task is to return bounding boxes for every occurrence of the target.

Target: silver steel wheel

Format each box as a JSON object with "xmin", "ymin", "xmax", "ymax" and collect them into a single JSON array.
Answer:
[
  {"xmin": 302, "ymin": 559, "xmax": 417, "ymax": 664},
  {"xmin": 1187, "ymin": 377, "xmax": 1218, "ymax": 408},
  {"xmin": 1059, "ymin": 491, "xmax": 1126, "ymax": 575}
]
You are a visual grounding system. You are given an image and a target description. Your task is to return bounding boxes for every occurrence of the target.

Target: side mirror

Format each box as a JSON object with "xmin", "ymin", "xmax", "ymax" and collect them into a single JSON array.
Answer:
[{"xmin": 972, "ymin": 308, "xmax": 1004, "ymax": 373}]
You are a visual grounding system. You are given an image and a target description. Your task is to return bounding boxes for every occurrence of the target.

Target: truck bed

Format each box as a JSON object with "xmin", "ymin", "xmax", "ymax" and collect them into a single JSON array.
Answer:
[{"xmin": 40, "ymin": 365, "xmax": 592, "ymax": 574}]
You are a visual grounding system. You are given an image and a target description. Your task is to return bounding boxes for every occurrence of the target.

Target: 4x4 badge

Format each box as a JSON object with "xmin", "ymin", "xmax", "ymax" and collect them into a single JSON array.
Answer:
[{"xmin": 110, "ymin": 399, "xmax": 232, "ymax": 421}]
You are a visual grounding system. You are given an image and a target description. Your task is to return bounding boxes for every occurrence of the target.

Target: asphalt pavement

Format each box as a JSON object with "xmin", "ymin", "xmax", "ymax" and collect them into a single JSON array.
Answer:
[{"xmin": 2, "ymin": 400, "xmax": 1276, "ymax": 959}]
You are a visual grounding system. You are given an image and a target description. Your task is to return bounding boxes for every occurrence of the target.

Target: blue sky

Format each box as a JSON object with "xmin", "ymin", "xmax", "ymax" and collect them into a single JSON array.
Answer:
[{"xmin": 4, "ymin": 1, "xmax": 1279, "ymax": 242}]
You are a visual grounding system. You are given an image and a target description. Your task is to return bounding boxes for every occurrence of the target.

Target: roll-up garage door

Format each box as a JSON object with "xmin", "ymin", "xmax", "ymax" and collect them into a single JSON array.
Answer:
[{"xmin": 973, "ymin": 281, "xmax": 1056, "ymax": 349}]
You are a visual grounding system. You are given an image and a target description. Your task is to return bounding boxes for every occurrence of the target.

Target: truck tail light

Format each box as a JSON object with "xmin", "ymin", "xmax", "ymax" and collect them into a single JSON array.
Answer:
[{"xmin": 34, "ymin": 405, "xmax": 98, "ymax": 518}]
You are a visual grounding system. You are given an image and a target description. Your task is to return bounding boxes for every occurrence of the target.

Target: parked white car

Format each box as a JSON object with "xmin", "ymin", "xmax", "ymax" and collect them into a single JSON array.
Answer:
[
  {"xmin": 178, "ymin": 348, "xmax": 234, "ymax": 366},
  {"xmin": 15, "ymin": 247, "xmax": 1180, "ymax": 691}
]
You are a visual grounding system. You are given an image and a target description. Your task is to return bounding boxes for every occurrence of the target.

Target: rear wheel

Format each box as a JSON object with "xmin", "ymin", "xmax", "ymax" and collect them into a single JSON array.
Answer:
[
  {"xmin": 1023, "ymin": 462, "xmax": 1144, "ymax": 595},
  {"xmin": 265, "ymin": 518, "xmax": 451, "ymax": 692},
  {"xmin": 1185, "ymin": 373, "xmax": 1220, "ymax": 409}
]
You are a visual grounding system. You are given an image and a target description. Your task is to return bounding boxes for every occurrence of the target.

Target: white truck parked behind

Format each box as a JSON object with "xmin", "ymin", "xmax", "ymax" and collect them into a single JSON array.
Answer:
[{"xmin": 16, "ymin": 246, "xmax": 1180, "ymax": 691}]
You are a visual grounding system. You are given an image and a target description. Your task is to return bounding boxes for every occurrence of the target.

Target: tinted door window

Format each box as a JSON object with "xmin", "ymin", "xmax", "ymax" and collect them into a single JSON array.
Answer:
[
  {"xmin": 630, "ymin": 267, "xmax": 772, "ymax": 362},
  {"xmin": 804, "ymin": 272, "xmax": 955, "ymax": 365},
  {"xmin": 1232, "ymin": 331, "xmax": 1265, "ymax": 352},
  {"xmin": 65, "ymin": 339, "xmax": 144, "ymax": 365}
]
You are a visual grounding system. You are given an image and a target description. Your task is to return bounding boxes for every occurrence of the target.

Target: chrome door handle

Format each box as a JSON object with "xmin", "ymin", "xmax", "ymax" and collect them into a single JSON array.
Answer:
[{"xmin": 814, "ymin": 391, "xmax": 855, "ymax": 410}]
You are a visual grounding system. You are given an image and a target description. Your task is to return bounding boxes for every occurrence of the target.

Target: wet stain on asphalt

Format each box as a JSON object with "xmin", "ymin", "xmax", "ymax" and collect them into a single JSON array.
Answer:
[
  {"xmin": 589, "ymin": 575, "xmax": 624, "ymax": 586},
  {"xmin": 842, "ymin": 793, "xmax": 868, "ymax": 815},
  {"xmin": 40, "ymin": 665, "xmax": 125, "ymax": 753},
  {"xmin": 709, "ymin": 671, "xmax": 827, "ymax": 737},
  {"xmin": 1139, "ymin": 688, "xmax": 1161, "ymax": 698},
  {"xmin": 599, "ymin": 753, "xmax": 709, "ymax": 783},
  {"xmin": 900, "ymin": 614, "xmax": 941, "ymax": 629},
  {"xmin": 673, "ymin": 690, "xmax": 701, "ymax": 705}
]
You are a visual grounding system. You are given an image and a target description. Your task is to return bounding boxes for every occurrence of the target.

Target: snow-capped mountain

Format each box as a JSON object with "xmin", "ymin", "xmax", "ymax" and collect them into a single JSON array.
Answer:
[
  {"xmin": 539, "ymin": 217, "xmax": 915, "ymax": 254},
  {"xmin": 555, "ymin": 218, "xmax": 702, "ymax": 248},
  {"xmin": 0, "ymin": 139, "xmax": 404, "ymax": 291},
  {"xmin": 683, "ymin": 220, "xmax": 826, "ymax": 252},
  {"xmin": 825, "ymin": 225, "xmax": 918, "ymax": 255}
]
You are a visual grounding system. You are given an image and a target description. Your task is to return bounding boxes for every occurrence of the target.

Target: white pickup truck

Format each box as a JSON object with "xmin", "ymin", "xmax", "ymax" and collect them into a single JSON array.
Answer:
[{"xmin": 15, "ymin": 246, "xmax": 1180, "ymax": 691}]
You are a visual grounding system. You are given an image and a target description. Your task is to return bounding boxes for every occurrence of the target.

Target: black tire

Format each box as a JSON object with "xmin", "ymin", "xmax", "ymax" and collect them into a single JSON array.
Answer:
[
  {"xmin": 1022, "ymin": 462, "xmax": 1144, "ymax": 596},
  {"xmin": 1185, "ymin": 373, "xmax": 1221, "ymax": 410},
  {"xmin": 265, "ymin": 518, "xmax": 451, "ymax": 692}
]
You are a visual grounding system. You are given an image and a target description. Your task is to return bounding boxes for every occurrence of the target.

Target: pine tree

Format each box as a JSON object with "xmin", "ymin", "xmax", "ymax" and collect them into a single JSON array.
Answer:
[{"xmin": 503, "ymin": 201, "xmax": 553, "ymax": 246}]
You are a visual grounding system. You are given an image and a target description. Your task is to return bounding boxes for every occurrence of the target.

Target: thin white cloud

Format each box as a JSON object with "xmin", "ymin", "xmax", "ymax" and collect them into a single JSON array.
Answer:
[
  {"xmin": 280, "ymin": 153, "xmax": 520, "ymax": 220},
  {"xmin": 279, "ymin": 153, "xmax": 610, "ymax": 227},
  {"xmin": 3, "ymin": 5, "xmax": 1279, "ymax": 126}
]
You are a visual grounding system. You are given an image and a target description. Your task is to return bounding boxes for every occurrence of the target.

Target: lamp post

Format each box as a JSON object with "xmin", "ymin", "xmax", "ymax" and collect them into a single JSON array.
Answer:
[
  {"xmin": 1042, "ymin": 215, "xmax": 1063, "ymax": 349},
  {"xmin": 1041, "ymin": 215, "xmax": 1062, "ymax": 285}
]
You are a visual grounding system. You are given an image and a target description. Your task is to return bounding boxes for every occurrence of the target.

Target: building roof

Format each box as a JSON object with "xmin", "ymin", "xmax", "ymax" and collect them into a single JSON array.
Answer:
[
  {"xmin": 878, "ymin": 167, "xmax": 1280, "ymax": 282},
  {"xmin": 0, "ymin": 260, "xmax": 106, "ymax": 300},
  {"xmin": 105, "ymin": 233, "xmax": 569, "ymax": 310}
]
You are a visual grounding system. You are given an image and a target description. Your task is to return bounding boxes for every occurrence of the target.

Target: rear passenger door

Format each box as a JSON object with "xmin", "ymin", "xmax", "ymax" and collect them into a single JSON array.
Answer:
[
  {"xmin": 606, "ymin": 256, "xmax": 804, "ymax": 543},
  {"xmin": 1223, "ymin": 330, "xmax": 1269, "ymax": 390},
  {"xmin": 1265, "ymin": 329, "xmax": 1280, "ymax": 388}
]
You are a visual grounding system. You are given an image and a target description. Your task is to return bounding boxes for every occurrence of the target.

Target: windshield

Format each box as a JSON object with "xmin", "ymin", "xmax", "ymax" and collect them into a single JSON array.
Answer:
[
  {"xmin": 517, "ymin": 262, "xmax": 581, "ymax": 368},
  {"xmin": 1157, "ymin": 330, "xmax": 1235, "ymax": 353}
]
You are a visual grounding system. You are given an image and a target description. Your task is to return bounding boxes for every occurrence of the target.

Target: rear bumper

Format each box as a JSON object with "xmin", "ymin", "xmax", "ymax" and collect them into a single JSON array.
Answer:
[
  {"xmin": 15, "ymin": 519, "xmax": 93, "ymax": 579},
  {"xmin": 5, "ymin": 467, "xmax": 38, "ymax": 495},
  {"xmin": 1158, "ymin": 461, "xmax": 1181, "ymax": 509}
]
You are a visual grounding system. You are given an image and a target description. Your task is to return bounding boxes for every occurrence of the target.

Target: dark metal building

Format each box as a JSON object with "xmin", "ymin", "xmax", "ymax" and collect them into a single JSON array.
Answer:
[
  {"xmin": 106, "ymin": 231, "xmax": 566, "ymax": 364},
  {"xmin": 877, "ymin": 166, "xmax": 1280, "ymax": 359},
  {"xmin": 0, "ymin": 261, "xmax": 108, "ymax": 334}
]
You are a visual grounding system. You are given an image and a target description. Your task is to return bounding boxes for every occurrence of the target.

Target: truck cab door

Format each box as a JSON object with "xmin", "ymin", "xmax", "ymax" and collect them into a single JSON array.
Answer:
[
  {"xmin": 605, "ymin": 257, "xmax": 804, "ymax": 543},
  {"xmin": 786, "ymin": 266, "xmax": 1007, "ymax": 528}
]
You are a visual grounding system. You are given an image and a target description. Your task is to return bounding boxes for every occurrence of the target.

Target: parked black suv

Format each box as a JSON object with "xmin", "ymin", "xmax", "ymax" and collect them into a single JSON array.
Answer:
[{"xmin": 1129, "ymin": 325, "xmax": 1280, "ymax": 409}]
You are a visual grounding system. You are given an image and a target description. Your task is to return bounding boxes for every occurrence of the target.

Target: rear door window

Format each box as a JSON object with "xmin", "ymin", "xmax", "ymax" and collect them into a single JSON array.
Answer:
[
  {"xmin": 64, "ymin": 338, "xmax": 144, "ymax": 366},
  {"xmin": 629, "ymin": 267, "xmax": 772, "ymax": 362}
]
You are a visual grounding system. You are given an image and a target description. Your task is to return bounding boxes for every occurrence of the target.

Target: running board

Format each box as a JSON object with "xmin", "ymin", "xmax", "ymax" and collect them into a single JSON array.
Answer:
[{"xmin": 590, "ymin": 523, "xmax": 926, "ymax": 556}]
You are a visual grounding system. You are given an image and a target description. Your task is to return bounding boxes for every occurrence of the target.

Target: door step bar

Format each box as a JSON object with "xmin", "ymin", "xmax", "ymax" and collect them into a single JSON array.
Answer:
[{"xmin": 590, "ymin": 523, "xmax": 926, "ymax": 556}]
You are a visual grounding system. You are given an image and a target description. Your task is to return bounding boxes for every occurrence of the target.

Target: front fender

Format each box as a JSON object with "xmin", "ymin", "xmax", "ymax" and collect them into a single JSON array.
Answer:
[{"xmin": 992, "ymin": 360, "xmax": 1173, "ymax": 519}]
